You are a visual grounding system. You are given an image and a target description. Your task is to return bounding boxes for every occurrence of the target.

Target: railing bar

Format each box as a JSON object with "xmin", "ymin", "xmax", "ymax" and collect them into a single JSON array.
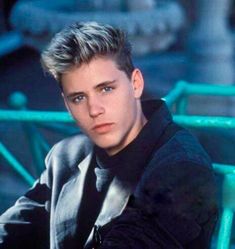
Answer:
[
  {"xmin": 216, "ymin": 208, "xmax": 234, "ymax": 249},
  {"xmin": 0, "ymin": 142, "xmax": 35, "ymax": 186},
  {"xmin": 163, "ymin": 80, "xmax": 186, "ymax": 107},
  {"xmin": 213, "ymin": 164, "xmax": 235, "ymax": 175},
  {"xmin": 0, "ymin": 110, "xmax": 73, "ymax": 122},
  {"xmin": 174, "ymin": 115, "xmax": 235, "ymax": 129},
  {"xmin": 2, "ymin": 111, "xmax": 235, "ymax": 129},
  {"xmin": 184, "ymin": 83, "xmax": 235, "ymax": 96}
]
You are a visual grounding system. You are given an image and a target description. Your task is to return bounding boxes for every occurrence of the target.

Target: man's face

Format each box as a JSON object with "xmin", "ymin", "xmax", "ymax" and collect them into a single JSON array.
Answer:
[{"xmin": 61, "ymin": 56, "xmax": 146, "ymax": 155}]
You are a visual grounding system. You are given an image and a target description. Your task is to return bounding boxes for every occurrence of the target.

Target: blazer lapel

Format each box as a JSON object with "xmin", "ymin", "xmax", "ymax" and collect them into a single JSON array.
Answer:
[
  {"xmin": 84, "ymin": 176, "xmax": 134, "ymax": 247},
  {"xmin": 54, "ymin": 152, "xmax": 93, "ymax": 249}
]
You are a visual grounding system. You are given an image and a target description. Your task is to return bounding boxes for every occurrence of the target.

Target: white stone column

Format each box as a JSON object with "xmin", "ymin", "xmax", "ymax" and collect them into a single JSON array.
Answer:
[{"xmin": 187, "ymin": 0, "xmax": 234, "ymax": 85}]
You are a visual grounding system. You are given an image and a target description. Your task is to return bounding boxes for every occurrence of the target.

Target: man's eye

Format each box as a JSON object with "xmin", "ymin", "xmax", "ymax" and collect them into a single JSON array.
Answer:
[
  {"xmin": 72, "ymin": 95, "xmax": 85, "ymax": 104},
  {"xmin": 102, "ymin": 86, "xmax": 113, "ymax": 93}
]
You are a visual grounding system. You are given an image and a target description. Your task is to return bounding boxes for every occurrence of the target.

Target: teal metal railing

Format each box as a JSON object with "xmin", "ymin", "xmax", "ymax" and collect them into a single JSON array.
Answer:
[
  {"xmin": 0, "ymin": 142, "xmax": 35, "ymax": 185},
  {"xmin": 0, "ymin": 110, "xmax": 73, "ymax": 122},
  {"xmin": 164, "ymin": 80, "xmax": 235, "ymax": 110}
]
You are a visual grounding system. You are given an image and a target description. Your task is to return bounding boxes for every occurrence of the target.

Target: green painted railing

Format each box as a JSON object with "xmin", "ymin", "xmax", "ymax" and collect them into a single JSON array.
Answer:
[
  {"xmin": 164, "ymin": 80, "xmax": 235, "ymax": 108},
  {"xmin": 212, "ymin": 165, "xmax": 235, "ymax": 249},
  {"xmin": 1, "ymin": 82, "xmax": 235, "ymax": 248},
  {"xmin": 173, "ymin": 115, "xmax": 235, "ymax": 129},
  {"xmin": 0, "ymin": 142, "xmax": 35, "ymax": 185},
  {"xmin": 0, "ymin": 110, "xmax": 73, "ymax": 122},
  {"xmin": 1, "ymin": 110, "xmax": 235, "ymax": 128}
]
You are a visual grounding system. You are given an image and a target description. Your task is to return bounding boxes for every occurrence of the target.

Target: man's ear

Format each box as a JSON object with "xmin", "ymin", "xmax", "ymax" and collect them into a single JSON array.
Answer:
[
  {"xmin": 131, "ymin": 68, "xmax": 144, "ymax": 99},
  {"xmin": 61, "ymin": 92, "xmax": 72, "ymax": 115}
]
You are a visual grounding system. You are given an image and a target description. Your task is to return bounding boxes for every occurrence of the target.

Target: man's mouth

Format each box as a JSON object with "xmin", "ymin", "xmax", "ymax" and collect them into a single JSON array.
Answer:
[{"xmin": 92, "ymin": 123, "xmax": 114, "ymax": 134}]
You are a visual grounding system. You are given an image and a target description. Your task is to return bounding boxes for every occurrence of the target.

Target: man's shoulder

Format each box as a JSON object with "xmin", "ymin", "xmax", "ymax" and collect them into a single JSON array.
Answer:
[
  {"xmin": 52, "ymin": 132, "xmax": 92, "ymax": 152},
  {"xmin": 136, "ymin": 124, "xmax": 214, "ymax": 198},
  {"xmin": 151, "ymin": 125, "xmax": 211, "ymax": 168},
  {"xmin": 45, "ymin": 133, "xmax": 93, "ymax": 169}
]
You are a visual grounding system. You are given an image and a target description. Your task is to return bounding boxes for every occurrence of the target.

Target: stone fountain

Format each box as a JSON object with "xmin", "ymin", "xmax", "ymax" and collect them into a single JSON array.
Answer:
[{"xmin": 10, "ymin": 0, "xmax": 185, "ymax": 55}]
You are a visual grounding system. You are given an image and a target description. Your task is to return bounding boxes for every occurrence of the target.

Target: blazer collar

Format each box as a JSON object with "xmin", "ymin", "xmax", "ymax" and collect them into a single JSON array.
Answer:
[{"xmin": 54, "ymin": 150, "xmax": 134, "ymax": 249}]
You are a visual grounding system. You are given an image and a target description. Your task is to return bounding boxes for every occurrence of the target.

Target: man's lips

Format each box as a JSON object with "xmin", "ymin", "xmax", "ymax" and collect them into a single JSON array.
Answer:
[{"xmin": 92, "ymin": 123, "xmax": 114, "ymax": 134}]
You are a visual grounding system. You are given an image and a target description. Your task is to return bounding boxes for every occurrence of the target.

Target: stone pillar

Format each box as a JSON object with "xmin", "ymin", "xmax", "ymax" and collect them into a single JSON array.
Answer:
[{"xmin": 187, "ymin": 0, "xmax": 234, "ymax": 85}]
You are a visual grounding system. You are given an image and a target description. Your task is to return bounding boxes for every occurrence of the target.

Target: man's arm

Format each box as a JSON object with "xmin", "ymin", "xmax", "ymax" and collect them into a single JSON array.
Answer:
[
  {"xmin": 99, "ymin": 161, "xmax": 218, "ymax": 249},
  {"xmin": 0, "ymin": 170, "xmax": 51, "ymax": 249},
  {"xmin": 0, "ymin": 134, "xmax": 91, "ymax": 249}
]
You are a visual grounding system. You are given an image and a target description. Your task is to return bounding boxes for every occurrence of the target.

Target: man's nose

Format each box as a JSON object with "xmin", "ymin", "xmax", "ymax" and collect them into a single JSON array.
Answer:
[{"xmin": 87, "ymin": 97, "xmax": 105, "ymax": 118}]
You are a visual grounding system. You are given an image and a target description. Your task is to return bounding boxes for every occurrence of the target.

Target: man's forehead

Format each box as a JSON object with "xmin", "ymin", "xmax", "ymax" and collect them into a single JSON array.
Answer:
[{"xmin": 61, "ymin": 58, "xmax": 125, "ymax": 88}]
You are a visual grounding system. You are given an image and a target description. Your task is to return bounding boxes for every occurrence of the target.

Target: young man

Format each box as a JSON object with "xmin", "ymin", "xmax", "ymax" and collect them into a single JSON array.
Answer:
[{"xmin": 0, "ymin": 22, "xmax": 218, "ymax": 249}]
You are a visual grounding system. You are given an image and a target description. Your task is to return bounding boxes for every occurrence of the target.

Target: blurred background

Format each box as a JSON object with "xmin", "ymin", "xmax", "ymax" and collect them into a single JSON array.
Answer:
[{"xmin": 1, "ymin": 0, "xmax": 235, "ymax": 245}]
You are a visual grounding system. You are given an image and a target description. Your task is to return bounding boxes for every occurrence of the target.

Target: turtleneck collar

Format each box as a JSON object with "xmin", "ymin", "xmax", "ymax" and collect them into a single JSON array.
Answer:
[{"xmin": 94, "ymin": 99, "xmax": 173, "ymax": 183}]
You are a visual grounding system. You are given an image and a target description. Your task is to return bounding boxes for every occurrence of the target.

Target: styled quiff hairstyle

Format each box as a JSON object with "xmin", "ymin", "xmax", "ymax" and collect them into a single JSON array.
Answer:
[{"xmin": 41, "ymin": 22, "xmax": 134, "ymax": 82}]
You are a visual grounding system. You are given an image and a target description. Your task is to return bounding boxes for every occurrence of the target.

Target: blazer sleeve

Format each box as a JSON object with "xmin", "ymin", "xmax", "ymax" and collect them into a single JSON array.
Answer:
[
  {"xmin": 0, "ymin": 165, "xmax": 51, "ymax": 249},
  {"xmin": 99, "ymin": 161, "xmax": 218, "ymax": 249}
]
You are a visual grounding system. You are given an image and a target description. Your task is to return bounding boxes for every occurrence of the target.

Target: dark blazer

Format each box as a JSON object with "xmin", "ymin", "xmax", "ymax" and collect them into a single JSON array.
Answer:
[
  {"xmin": 0, "ymin": 132, "xmax": 218, "ymax": 249},
  {"xmin": 0, "ymin": 101, "xmax": 218, "ymax": 249}
]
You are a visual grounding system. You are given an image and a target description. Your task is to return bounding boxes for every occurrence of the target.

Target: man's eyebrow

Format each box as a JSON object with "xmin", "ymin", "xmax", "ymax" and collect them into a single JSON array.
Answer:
[
  {"xmin": 65, "ymin": 80, "xmax": 116, "ymax": 99},
  {"xmin": 66, "ymin": 91, "xmax": 84, "ymax": 99},
  {"xmin": 94, "ymin": 80, "xmax": 116, "ymax": 90}
]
